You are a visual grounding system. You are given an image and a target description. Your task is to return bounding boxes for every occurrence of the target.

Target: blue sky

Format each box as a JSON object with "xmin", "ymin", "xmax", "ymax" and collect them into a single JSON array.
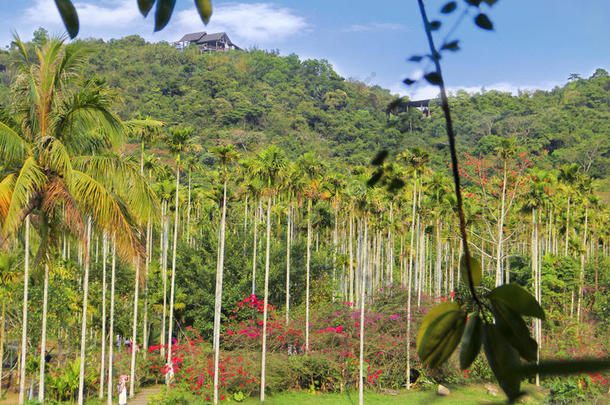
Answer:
[{"xmin": 1, "ymin": 0, "xmax": 609, "ymax": 99}]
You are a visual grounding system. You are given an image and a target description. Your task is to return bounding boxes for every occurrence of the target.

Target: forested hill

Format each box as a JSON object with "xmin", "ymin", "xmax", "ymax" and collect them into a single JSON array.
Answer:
[{"xmin": 0, "ymin": 35, "xmax": 608, "ymax": 183}]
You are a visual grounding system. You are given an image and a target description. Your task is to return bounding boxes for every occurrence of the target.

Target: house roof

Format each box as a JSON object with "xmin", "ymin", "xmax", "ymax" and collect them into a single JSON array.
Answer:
[
  {"xmin": 178, "ymin": 31, "xmax": 207, "ymax": 42},
  {"xmin": 177, "ymin": 31, "xmax": 241, "ymax": 50},
  {"xmin": 199, "ymin": 32, "xmax": 227, "ymax": 43}
]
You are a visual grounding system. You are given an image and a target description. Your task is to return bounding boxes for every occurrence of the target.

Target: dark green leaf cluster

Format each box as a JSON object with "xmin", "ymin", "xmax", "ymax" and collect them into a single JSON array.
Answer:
[{"xmin": 53, "ymin": 0, "xmax": 212, "ymax": 38}]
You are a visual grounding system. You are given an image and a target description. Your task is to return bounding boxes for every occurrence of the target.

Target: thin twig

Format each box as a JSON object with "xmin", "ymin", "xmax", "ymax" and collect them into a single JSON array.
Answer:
[{"xmin": 417, "ymin": 0, "xmax": 484, "ymax": 311}]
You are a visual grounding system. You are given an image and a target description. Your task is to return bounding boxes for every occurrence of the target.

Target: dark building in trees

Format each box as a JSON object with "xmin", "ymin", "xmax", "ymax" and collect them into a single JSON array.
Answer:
[{"xmin": 175, "ymin": 32, "xmax": 241, "ymax": 52}]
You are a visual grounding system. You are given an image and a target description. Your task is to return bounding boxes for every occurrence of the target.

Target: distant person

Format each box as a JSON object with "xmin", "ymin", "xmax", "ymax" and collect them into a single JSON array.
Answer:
[{"xmin": 117, "ymin": 374, "xmax": 129, "ymax": 405}]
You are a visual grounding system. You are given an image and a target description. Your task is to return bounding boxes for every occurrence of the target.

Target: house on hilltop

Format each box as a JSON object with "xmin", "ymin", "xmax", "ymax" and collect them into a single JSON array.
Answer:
[{"xmin": 175, "ymin": 32, "xmax": 241, "ymax": 52}]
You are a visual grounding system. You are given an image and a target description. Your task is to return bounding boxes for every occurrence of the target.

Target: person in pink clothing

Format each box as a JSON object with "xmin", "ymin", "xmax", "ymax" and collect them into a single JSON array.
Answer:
[{"xmin": 117, "ymin": 374, "xmax": 129, "ymax": 405}]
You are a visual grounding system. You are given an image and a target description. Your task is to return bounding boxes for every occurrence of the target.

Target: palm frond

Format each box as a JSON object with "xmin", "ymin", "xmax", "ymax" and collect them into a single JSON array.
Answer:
[
  {"xmin": 0, "ymin": 173, "xmax": 16, "ymax": 226},
  {"xmin": 123, "ymin": 118, "xmax": 165, "ymax": 141},
  {"xmin": 72, "ymin": 154, "xmax": 159, "ymax": 223},
  {"xmin": 71, "ymin": 169, "xmax": 143, "ymax": 260},
  {"xmin": 55, "ymin": 79, "xmax": 124, "ymax": 153},
  {"xmin": 42, "ymin": 177, "xmax": 85, "ymax": 239},
  {"xmin": 0, "ymin": 119, "xmax": 29, "ymax": 166},
  {"xmin": 2, "ymin": 157, "xmax": 46, "ymax": 238},
  {"xmin": 39, "ymin": 136, "xmax": 73, "ymax": 182}
]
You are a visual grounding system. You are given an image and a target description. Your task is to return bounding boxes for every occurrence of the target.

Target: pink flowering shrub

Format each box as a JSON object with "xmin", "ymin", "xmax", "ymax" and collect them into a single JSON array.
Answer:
[{"xmin": 146, "ymin": 287, "xmax": 609, "ymax": 401}]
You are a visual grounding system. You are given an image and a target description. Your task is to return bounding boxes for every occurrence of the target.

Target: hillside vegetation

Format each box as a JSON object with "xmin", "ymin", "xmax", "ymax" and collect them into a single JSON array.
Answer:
[
  {"xmin": 2, "ymin": 35, "xmax": 608, "ymax": 181},
  {"xmin": 0, "ymin": 34, "xmax": 609, "ymax": 405}
]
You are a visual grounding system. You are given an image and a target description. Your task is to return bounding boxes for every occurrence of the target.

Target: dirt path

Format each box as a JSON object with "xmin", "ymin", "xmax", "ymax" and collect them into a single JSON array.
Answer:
[{"xmin": 129, "ymin": 385, "xmax": 161, "ymax": 405}]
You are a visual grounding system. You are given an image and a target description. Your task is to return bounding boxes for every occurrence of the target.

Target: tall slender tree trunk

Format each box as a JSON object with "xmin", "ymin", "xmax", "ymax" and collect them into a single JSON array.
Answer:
[
  {"xmin": 260, "ymin": 195, "xmax": 272, "ymax": 402},
  {"xmin": 251, "ymin": 200, "xmax": 260, "ymax": 296},
  {"xmin": 305, "ymin": 198, "xmax": 312, "ymax": 352},
  {"xmin": 358, "ymin": 216, "xmax": 368, "ymax": 405},
  {"xmin": 348, "ymin": 212, "xmax": 354, "ymax": 304},
  {"xmin": 531, "ymin": 210, "xmax": 540, "ymax": 386},
  {"xmin": 495, "ymin": 162, "xmax": 508, "ymax": 287},
  {"xmin": 564, "ymin": 197, "xmax": 570, "ymax": 256},
  {"xmin": 143, "ymin": 220, "xmax": 151, "ymax": 356},
  {"xmin": 166, "ymin": 159, "xmax": 181, "ymax": 383},
  {"xmin": 576, "ymin": 206, "xmax": 588, "ymax": 323},
  {"xmin": 285, "ymin": 201, "xmax": 292, "ymax": 323},
  {"xmin": 18, "ymin": 216, "xmax": 30, "ymax": 405},
  {"xmin": 38, "ymin": 263, "xmax": 49, "ymax": 402},
  {"xmin": 333, "ymin": 204, "xmax": 338, "ymax": 299},
  {"xmin": 0, "ymin": 299, "xmax": 5, "ymax": 395},
  {"xmin": 406, "ymin": 224, "xmax": 413, "ymax": 390},
  {"xmin": 186, "ymin": 169, "xmax": 192, "ymax": 245},
  {"xmin": 129, "ymin": 259, "xmax": 140, "ymax": 397},
  {"xmin": 435, "ymin": 218, "xmax": 442, "ymax": 298},
  {"xmin": 107, "ymin": 238, "xmax": 117, "ymax": 405},
  {"xmin": 389, "ymin": 203, "xmax": 394, "ymax": 286},
  {"xmin": 78, "ymin": 218, "xmax": 92, "ymax": 405},
  {"xmin": 213, "ymin": 181, "xmax": 228, "ymax": 405},
  {"xmin": 99, "ymin": 233, "xmax": 108, "ymax": 399},
  {"xmin": 161, "ymin": 202, "xmax": 169, "ymax": 359}
]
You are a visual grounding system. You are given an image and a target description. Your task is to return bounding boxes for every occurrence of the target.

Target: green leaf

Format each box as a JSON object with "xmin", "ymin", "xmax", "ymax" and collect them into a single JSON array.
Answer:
[
  {"xmin": 460, "ymin": 314, "xmax": 482, "ymax": 370},
  {"xmin": 482, "ymin": 324, "xmax": 523, "ymax": 403},
  {"xmin": 508, "ymin": 359, "xmax": 610, "ymax": 378},
  {"xmin": 408, "ymin": 55, "xmax": 423, "ymax": 62},
  {"xmin": 138, "ymin": 0, "xmax": 155, "ymax": 16},
  {"xmin": 54, "ymin": 0, "xmax": 79, "ymax": 39},
  {"xmin": 194, "ymin": 0, "xmax": 213, "ymax": 24},
  {"xmin": 487, "ymin": 283, "xmax": 545, "ymax": 319},
  {"xmin": 371, "ymin": 150, "xmax": 388, "ymax": 166},
  {"xmin": 465, "ymin": 0, "xmax": 482, "ymax": 6},
  {"xmin": 491, "ymin": 302, "xmax": 538, "ymax": 362},
  {"xmin": 441, "ymin": 40, "xmax": 460, "ymax": 51},
  {"xmin": 441, "ymin": 2, "xmax": 457, "ymax": 13},
  {"xmin": 417, "ymin": 302, "xmax": 467, "ymax": 368},
  {"xmin": 429, "ymin": 20, "xmax": 441, "ymax": 30},
  {"xmin": 154, "ymin": 0, "xmax": 177, "ymax": 32},
  {"xmin": 460, "ymin": 253, "xmax": 482, "ymax": 286},
  {"xmin": 424, "ymin": 72, "xmax": 442, "ymax": 85},
  {"xmin": 481, "ymin": 0, "xmax": 497, "ymax": 5},
  {"xmin": 403, "ymin": 78, "xmax": 416, "ymax": 85},
  {"xmin": 474, "ymin": 13, "xmax": 494, "ymax": 30}
]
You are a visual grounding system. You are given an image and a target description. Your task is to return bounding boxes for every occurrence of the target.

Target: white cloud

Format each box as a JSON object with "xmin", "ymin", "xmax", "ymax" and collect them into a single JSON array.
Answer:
[
  {"xmin": 179, "ymin": 3, "xmax": 308, "ymax": 43},
  {"xmin": 22, "ymin": 0, "xmax": 140, "ymax": 30},
  {"xmin": 15, "ymin": 1, "xmax": 306, "ymax": 46},
  {"xmin": 390, "ymin": 76, "xmax": 561, "ymax": 100},
  {"xmin": 345, "ymin": 22, "xmax": 409, "ymax": 33}
]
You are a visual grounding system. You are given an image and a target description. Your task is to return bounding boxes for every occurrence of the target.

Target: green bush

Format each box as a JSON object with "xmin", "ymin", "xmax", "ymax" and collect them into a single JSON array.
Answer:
[{"xmin": 547, "ymin": 375, "xmax": 606, "ymax": 404}]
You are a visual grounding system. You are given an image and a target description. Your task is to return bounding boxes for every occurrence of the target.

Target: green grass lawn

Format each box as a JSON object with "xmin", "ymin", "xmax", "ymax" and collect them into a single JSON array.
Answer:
[{"xmin": 241, "ymin": 384, "xmax": 548, "ymax": 404}]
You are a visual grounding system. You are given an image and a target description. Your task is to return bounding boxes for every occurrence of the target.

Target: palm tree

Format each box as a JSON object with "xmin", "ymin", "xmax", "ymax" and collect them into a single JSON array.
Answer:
[
  {"xmin": 239, "ymin": 157, "xmax": 263, "ymax": 295},
  {"xmin": 164, "ymin": 126, "xmax": 195, "ymax": 381},
  {"xmin": 106, "ymin": 238, "xmax": 117, "ymax": 405},
  {"xmin": 558, "ymin": 163, "xmax": 581, "ymax": 256},
  {"xmin": 252, "ymin": 146, "xmax": 285, "ymax": 402},
  {"xmin": 521, "ymin": 171, "xmax": 548, "ymax": 386},
  {"xmin": 98, "ymin": 232, "xmax": 108, "ymax": 399},
  {"xmin": 494, "ymin": 139, "xmax": 518, "ymax": 286},
  {"xmin": 123, "ymin": 116, "xmax": 164, "ymax": 175},
  {"xmin": 324, "ymin": 173, "xmax": 347, "ymax": 298},
  {"xmin": 297, "ymin": 152, "xmax": 324, "ymax": 352},
  {"xmin": 282, "ymin": 162, "xmax": 305, "ymax": 323},
  {"xmin": 210, "ymin": 144, "xmax": 239, "ymax": 405},
  {"xmin": 0, "ymin": 37, "xmax": 155, "ymax": 404}
]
